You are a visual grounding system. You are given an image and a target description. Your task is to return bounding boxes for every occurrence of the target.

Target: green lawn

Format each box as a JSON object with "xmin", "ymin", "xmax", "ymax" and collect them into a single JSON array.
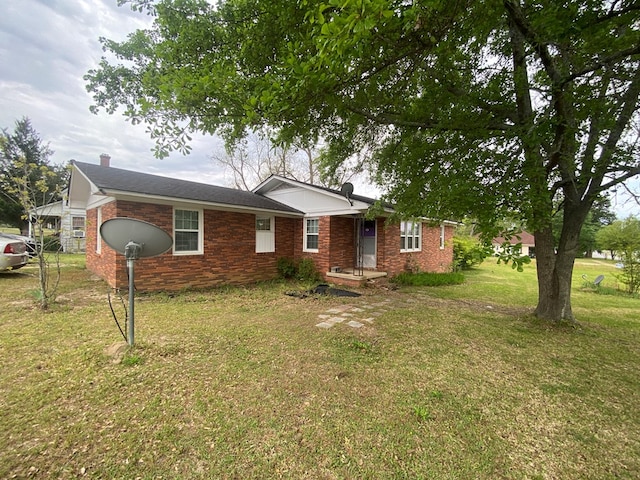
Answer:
[{"xmin": 0, "ymin": 256, "xmax": 638, "ymax": 479}]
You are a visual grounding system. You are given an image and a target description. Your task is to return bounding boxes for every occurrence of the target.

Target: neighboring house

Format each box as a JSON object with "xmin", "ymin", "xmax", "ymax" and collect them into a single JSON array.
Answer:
[
  {"xmin": 68, "ymin": 159, "xmax": 456, "ymax": 292},
  {"xmin": 29, "ymin": 190, "xmax": 87, "ymax": 253},
  {"xmin": 492, "ymin": 231, "xmax": 536, "ymax": 257}
]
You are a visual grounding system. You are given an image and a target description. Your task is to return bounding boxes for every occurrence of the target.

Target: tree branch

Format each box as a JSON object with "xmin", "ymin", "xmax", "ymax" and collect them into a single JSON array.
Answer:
[
  {"xmin": 599, "ymin": 165, "xmax": 640, "ymax": 192},
  {"xmin": 343, "ymin": 104, "xmax": 512, "ymax": 131},
  {"xmin": 562, "ymin": 45, "xmax": 640, "ymax": 86},
  {"xmin": 588, "ymin": 68, "xmax": 640, "ymax": 198}
]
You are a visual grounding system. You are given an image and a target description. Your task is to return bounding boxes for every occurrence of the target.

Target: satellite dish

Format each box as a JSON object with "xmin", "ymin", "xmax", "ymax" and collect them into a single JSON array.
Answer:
[
  {"xmin": 99, "ymin": 217, "xmax": 173, "ymax": 346},
  {"xmin": 340, "ymin": 182, "xmax": 354, "ymax": 198},
  {"xmin": 100, "ymin": 217, "xmax": 172, "ymax": 259}
]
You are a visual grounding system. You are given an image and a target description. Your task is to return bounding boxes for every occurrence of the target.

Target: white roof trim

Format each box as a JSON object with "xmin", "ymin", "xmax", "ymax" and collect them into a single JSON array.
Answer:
[
  {"xmin": 253, "ymin": 175, "xmax": 357, "ymax": 204},
  {"xmin": 98, "ymin": 189, "xmax": 304, "ymax": 217},
  {"xmin": 253, "ymin": 175, "xmax": 387, "ymax": 215}
]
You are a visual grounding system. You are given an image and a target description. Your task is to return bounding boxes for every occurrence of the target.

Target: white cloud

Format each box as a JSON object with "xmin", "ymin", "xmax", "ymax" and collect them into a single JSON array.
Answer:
[{"xmin": 0, "ymin": 0, "xmax": 224, "ymax": 184}]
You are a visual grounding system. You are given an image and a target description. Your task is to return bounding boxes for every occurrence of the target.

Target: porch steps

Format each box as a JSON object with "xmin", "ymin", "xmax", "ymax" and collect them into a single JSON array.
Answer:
[{"xmin": 325, "ymin": 269, "xmax": 387, "ymax": 287}]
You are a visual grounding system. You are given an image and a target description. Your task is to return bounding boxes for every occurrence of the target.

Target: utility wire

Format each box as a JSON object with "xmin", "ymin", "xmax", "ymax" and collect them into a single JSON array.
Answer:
[{"xmin": 108, "ymin": 289, "xmax": 128, "ymax": 342}]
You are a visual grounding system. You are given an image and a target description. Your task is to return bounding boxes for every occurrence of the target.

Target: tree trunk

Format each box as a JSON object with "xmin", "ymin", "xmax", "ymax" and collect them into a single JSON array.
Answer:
[
  {"xmin": 534, "ymin": 206, "xmax": 589, "ymax": 321},
  {"xmin": 534, "ymin": 229, "xmax": 575, "ymax": 321}
]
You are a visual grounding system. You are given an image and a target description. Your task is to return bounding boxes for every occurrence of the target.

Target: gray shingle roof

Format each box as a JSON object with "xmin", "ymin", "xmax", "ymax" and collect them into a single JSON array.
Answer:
[{"xmin": 72, "ymin": 161, "xmax": 301, "ymax": 214}]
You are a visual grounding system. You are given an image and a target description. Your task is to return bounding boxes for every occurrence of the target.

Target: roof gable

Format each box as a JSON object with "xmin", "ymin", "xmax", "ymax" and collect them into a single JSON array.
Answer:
[
  {"xmin": 70, "ymin": 161, "xmax": 301, "ymax": 215},
  {"xmin": 253, "ymin": 175, "xmax": 390, "ymax": 215},
  {"xmin": 492, "ymin": 231, "xmax": 535, "ymax": 246}
]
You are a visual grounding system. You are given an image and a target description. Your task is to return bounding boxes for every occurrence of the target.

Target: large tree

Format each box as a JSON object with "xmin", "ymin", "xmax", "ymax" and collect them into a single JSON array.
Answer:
[
  {"xmin": 86, "ymin": 0, "xmax": 640, "ymax": 321},
  {"xmin": 0, "ymin": 118, "xmax": 66, "ymax": 231}
]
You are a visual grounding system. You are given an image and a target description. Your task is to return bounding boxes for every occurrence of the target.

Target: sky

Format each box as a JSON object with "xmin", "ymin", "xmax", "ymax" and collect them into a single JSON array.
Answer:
[
  {"xmin": 0, "ymin": 0, "xmax": 226, "ymax": 185},
  {"xmin": 0, "ymin": 0, "xmax": 637, "ymax": 218}
]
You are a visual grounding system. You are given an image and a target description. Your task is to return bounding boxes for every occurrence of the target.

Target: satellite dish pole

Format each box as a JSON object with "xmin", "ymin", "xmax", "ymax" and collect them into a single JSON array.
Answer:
[
  {"xmin": 100, "ymin": 218, "xmax": 173, "ymax": 347},
  {"xmin": 124, "ymin": 241, "xmax": 142, "ymax": 346}
]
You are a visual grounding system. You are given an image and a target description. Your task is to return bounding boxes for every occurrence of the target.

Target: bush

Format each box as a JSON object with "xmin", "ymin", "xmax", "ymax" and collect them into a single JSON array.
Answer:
[
  {"xmin": 453, "ymin": 235, "xmax": 491, "ymax": 270},
  {"xmin": 297, "ymin": 258, "xmax": 321, "ymax": 282},
  {"xmin": 43, "ymin": 236, "xmax": 62, "ymax": 252},
  {"xmin": 616, "ymin": 250, "xmax": 640, "ymax": 294},
  {"xmin": 277, "ymin": 257, "xmax": 297, "ymax": 279},
  {"xmin": 276, "ymin": 257, "xmax": 321, "ymax": 282},
  {"xmin": 392, "ymin": 271, "xmax": 465, "ymax": 286}
]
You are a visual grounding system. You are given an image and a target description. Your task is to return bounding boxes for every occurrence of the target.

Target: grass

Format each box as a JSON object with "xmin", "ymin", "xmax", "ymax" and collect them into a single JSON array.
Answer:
[
  {"xmin": 0, "ymin": 255, "xmax": 639, "ymax": 478},
  {"xmin": 391, "ymin": 271, "xmax": 465, "ymax": 286}
]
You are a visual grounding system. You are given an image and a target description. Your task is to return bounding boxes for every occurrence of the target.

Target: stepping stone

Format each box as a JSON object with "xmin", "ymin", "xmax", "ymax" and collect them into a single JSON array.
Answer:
[
  {"xmin": 327, "ymin": 308, "xmax": 344, "ymax": 313},
  {"xmin": 347, "ymin": 320, "xmax": 364, "ymax": 328},
  {"xmin": 341, "ymin": 312, "xmax": 354, "ymax": 317},
  {"xmin": 361, "ymin": 305, "xmax": 375, "ymax": 310},
  {"xmin": 369, "ymin": 312, "xmax": 383, "ymax": 317},
  {"xmin": 328, "ymin": 317, "xmax": 345, "ymax": 324},
  {"xmin": 361, "ymin": 318, "xmax": 374, "ymax": 323},
  {"xmin": 318, "ymin": 314, "xmax": 330, "ymax": 319},
  {"xmin": 350, "ymin": 307, "xmax": 364, "ymax": 312},
  {"xmin": 316, "ymin": 322, "xmax": 333, "ymax": 329}
]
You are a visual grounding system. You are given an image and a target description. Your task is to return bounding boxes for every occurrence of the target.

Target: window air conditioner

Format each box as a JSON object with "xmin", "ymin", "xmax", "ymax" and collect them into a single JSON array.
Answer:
[{"xmin": 73, "ymin": 230, "xmax": 86, "ymax": 238}]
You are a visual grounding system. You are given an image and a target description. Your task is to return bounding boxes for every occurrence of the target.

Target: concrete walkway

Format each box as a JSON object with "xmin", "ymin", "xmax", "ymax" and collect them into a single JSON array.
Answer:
[{"xmin": 315, "ymin": 298, "xmax": 395, "ymax": 329}]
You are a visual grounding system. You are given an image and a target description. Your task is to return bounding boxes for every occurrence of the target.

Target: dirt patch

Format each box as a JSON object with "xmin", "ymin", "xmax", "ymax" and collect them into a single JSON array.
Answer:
[{"xmin": 104, "ymin": 341, "xmax": 129, "ymax": 364}]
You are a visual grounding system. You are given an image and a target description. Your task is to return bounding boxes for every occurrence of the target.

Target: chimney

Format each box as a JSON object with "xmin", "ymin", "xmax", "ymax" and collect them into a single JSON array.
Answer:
[{"xmin": 100, "ymin": 153, "xmax": 111, "ymax": 167}]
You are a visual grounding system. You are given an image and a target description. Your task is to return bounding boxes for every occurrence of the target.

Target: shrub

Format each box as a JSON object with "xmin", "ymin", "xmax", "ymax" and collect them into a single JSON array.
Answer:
[
  {"xmin": 277, "ymin": 257, "xmax": 297, "ymax": 279},
  {"xmin": 616, "ymin": 250, "xmax": 640, "ymax": 294},
  {"xmin": 453, "ymin": 235, "xmax": 491, "ymax": 270},
  {"xmin": 43, "ymin": 236, "xmax": 62, "ymax": 252},
  {"xmin": 392, "ymin": 271, "xmax": 465, "ymax": 286},
  {"xmin": 297, "ymin": 258, "xmax": 321, "ymax": 282},
  {"xmin": 276, "ymin": 257, "xmax": 321, "ymax": 282}
]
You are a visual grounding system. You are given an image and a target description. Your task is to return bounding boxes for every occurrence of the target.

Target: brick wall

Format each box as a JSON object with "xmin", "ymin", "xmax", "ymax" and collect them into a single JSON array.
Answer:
[
  {"xmin": 419, "ymin": 224, "xmax": 455, "ymax": 273},
  {"xmin": 294, "ymin": 216, "xmax": 355, "ymax": 277},
  {"xmin": 329, "ymin": 216, "xmax": 355, "ymax": 269},
  {"xmin": 287, "ymin": 216, "xmax": 454, "ymax": 280},
  {"xmin": 378, "ymin": 221, "xmax": 454, "ymax": 276},
  {"xmin": 87, "ymin": 199, "xmax": 297, "ymax": 292},
  {"xmin": 86, "ymin": 201, "xmax": 120, "ymax": 288},
  {"xmin": 87, "ymin": 202, "xmax": 455, "ymax": 291}
]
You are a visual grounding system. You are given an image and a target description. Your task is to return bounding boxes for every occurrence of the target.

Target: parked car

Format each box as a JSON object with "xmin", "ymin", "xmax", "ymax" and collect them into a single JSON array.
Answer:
[
  {"xmin": 0, "ymin": 233, "xmax": 37, "ymax": 257},
  {"xmin": 0, "ymin": 234, "xmax": 29, "ymax": 271}
]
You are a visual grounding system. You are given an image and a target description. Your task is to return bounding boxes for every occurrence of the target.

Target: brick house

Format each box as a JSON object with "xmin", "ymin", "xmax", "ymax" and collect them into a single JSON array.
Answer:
[
  {"xmin": 492, "ymin": 231, "xmax": 536, "ymax": 258},
  {"xmin": 68, "ymin": 160, "xmax": 456, "ymax": 292}
]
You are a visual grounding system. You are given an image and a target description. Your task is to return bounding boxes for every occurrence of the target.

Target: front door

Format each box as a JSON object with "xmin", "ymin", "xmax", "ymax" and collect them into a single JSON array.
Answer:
[{"xmin": 357, "ymin": 219, "xmax": 376, "ymax": 269}]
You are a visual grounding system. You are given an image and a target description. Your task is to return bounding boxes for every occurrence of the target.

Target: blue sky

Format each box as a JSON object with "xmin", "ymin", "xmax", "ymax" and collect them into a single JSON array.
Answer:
[{"xmin": 0, "ymin": 0, "xmax": 637, "ymax": 218}]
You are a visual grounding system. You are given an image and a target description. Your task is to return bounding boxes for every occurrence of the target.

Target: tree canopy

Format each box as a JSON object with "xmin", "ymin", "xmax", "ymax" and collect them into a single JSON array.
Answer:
[
  {"xmin": 86, "ymin": 0, "xmax": 640, "ymax": 320},
  {"xmin": 596, "ymin": 216, "xmax": 640, "ymax": 256},
  {"xmin": 0, "ymin": 118, "xmax": 67, "ymax": 230}
]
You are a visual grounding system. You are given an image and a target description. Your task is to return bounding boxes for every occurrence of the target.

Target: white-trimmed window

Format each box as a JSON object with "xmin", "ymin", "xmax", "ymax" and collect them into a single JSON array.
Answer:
[
  {"xmin": 400, "ymin": 220, "xmax": 422, "ymax": 252},
  {"xmin": 96, "ymin": 207, "xmax": 102, "ymax": 254},
  {"xmin": 440, "ymin": 224, "xmax": 446, "ymax": 249},
  {"xmin": 71, "ymin": 216, "xmax": 86, "ymax": 240},
  {"xmin": 72, "ymin": 216, "xmax": 86, "ymax": 230},
  {"xmin": 304, "ymin": 218, "xmax": 319, "ymax": 252},
  {"xmin": 173, "ymin": 208, "xmax": 203, "ymax": 254},
  {"xmin": 256, "ymin": 215, "xmax": 275, "ymax": 253}
]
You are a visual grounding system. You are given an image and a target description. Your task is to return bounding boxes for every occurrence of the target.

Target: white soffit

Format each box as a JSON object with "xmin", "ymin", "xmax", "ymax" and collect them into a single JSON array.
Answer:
[{"xmin": 263, "ymin": 185, "xmax": 369, "ymax": 215}]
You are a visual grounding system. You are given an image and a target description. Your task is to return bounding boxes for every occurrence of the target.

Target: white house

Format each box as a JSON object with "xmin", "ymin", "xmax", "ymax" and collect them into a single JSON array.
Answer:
[{"xmin": 30, "ymin": 192, "xmax": 87, "ymax": 253}]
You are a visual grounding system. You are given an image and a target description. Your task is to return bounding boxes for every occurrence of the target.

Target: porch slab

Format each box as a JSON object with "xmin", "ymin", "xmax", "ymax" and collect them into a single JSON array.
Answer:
[{"xmin": 325, "ymin": 269, "xmax": 387, "ymax": 287}]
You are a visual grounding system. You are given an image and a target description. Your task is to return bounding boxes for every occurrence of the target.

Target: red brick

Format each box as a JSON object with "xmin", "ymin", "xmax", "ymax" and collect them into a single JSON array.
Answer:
[{"xmin": 87, "ymin": 201, "xmax": 454, "ymax": 292}]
